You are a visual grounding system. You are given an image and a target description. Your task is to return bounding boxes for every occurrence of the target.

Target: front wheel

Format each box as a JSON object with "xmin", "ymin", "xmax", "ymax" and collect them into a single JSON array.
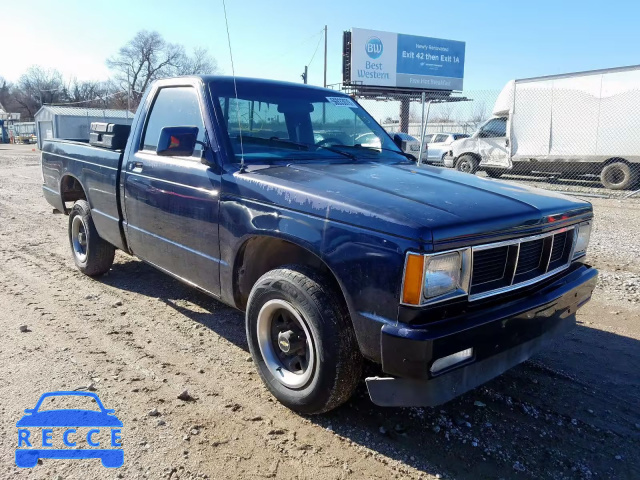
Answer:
[
  {"xmin": 68, "ymin": 200, "xmax": 115, "ymax": 276},
  {"xmin": 455, "ymin": 154, "xmax": 478, "ymax": 174},
  {"xmin": 246, "ymin": 266, "xmax": 362, "ymax": 414}
]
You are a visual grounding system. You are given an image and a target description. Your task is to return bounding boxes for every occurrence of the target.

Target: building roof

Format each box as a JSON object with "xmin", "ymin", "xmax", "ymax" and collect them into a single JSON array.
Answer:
[{"xmin": 35, "ymin": 106, "xmax": 134, "ymax": 118}]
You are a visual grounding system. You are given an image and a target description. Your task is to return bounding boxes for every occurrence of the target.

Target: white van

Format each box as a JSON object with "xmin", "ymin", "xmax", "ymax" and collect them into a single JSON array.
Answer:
[{"xmin": 444, "ymin": 65, "xmax": 640, "ymax": 190}]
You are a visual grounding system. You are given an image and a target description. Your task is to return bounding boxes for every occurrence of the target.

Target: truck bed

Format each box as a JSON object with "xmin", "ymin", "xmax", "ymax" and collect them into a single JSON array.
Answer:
[{"xmin": 41, "ymin": 139, "xmax": 127, "ymax": 251}]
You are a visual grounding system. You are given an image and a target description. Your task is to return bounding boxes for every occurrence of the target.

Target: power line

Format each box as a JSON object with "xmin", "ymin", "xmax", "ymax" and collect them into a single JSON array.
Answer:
[
  {"xmin": 261, "ymin": 29, "xmax": 324, "ymax": 67},
  {"xmin": 307, "ymin": 32, "xmax": 324, "ymax": 67},
  {"xmin": 46, "ymin": 90, "xmax": 125, "ymax": 106}
]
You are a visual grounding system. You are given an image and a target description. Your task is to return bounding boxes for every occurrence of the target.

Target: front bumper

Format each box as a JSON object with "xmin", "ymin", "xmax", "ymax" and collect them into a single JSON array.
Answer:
[
  {"xmin": 443, "ymin": 154, "xmax": 455, "ymax": 168},
  {"xmin": 366, "ymin": 264, "xmax": 597, "ymax": 407}
]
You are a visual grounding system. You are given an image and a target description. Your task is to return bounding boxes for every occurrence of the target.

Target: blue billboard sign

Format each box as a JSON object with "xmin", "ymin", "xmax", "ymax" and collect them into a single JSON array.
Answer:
[{"xmin": 350, "ymin": 28, "xmax": 466, "ymax": 91}]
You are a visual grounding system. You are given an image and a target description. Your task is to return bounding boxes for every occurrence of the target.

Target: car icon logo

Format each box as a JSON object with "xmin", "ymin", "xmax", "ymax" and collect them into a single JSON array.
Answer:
[{"xmin": 15, "ymin": 391, "xmax": 124, "ymax": 468}]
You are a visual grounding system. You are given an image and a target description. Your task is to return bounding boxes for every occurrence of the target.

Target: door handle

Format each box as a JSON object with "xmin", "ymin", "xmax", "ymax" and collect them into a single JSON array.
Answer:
[
  {"xmin": 129, "ymin": 161, "xmax": 143, "ymax": 172},
  {"xmin": 505, "ymin": 138, "xmax": 510, "ymax": 147}
]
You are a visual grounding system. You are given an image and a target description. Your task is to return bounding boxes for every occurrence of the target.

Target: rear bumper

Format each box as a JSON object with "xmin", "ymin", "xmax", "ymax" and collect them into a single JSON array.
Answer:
[{"xmin": 366, "ymin": 264, "xmax": 597, "ymax": 407}]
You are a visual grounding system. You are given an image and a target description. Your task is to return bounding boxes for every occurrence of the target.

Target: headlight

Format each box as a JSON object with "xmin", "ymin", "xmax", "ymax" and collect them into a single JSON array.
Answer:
[
  {"xmin": 424, "ymin": 252, "xmax": 462, "ymax": 298},
  {"xmin": 402, "ymin": 249, "xmax": 471, "ymax": 305},
  {"xmin": 573, "ymin": 221, "xmax": 592, "ymax": 259}
]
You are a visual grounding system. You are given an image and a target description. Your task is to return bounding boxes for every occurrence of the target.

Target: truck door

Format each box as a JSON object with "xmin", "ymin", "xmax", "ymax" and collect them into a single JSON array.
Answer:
[
  {"xmin": 477, "ymin": 117, "xmax": 511, "ymax": 168},
  {"xmin": 123, "ymin": 84, "xmax": 222, "ymax": 296}
]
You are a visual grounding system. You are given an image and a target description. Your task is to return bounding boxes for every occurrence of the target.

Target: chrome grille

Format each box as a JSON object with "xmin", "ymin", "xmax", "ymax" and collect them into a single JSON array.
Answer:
[
  {"xmin": 514, "ymin": 239, "xmax": 545, "ymax": 276},
  {"xmin": 471, "ymin": 247, "xmax": 509, "ymax": 284},
  {"xmin": 470, "ymin": 227, "xmax": 575, "ymax": 300},
  {"xmin": 549, "ymin": 231, "xmax": 569, "ymax": 264}
]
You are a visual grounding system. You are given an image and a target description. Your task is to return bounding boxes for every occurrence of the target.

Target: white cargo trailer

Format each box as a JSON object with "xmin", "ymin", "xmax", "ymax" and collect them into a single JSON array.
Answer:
[{"xmin": 445, "ymin": 65, "xmax": 640, "ymax": 189}]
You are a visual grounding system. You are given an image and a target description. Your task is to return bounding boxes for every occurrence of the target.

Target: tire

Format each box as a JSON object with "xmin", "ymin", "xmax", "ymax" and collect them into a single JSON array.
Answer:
[
  {"xmin": 246, "ymin": 265, "xmax": 362, "ymax": 414},
  {"xmin": 600, "ymin": 161, "xmax": 638, "ymax": 190},
  {"xmin": 484, "ymin": 168, "xmax": 503, "ymax": 178},
  {"xmin": 68, "ymin": 200, "xmax": 115, "ymax": 276},
  {"xmin": 455, "ymin": 154, "xmax": 478, "ymax": 174}
]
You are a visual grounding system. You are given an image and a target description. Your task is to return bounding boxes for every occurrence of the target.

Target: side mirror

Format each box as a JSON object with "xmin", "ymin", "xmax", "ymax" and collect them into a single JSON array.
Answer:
[
  {"xmin": 393, "ymin": 134, "xmax": 406, "ymax": 151},
  {"xmin": 156, "ymin": 126, "xmax": 199, "ymax": 157}
]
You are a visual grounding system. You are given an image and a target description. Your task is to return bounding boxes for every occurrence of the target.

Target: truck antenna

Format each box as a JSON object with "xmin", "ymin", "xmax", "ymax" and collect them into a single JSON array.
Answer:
[{"xmin": 222, "ymin": 0, "xmax": 245, "ymax": 172}]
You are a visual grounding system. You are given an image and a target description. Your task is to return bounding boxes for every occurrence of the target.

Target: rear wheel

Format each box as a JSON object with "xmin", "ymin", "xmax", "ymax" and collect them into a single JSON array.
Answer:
[
  {"xmin": 68, "ymin": 200, "xmax": 115, "ymax": 276},
  {"xmin": 455, "ymin": 154, "xmax": 478, "ymax": 174},
  {"xmin": 246, "ymin": 266, "xmax": 362, "ymax": 414},
  {"xmin": 600, "ymin": 161, "xmax": 638, "ymax": 190}
]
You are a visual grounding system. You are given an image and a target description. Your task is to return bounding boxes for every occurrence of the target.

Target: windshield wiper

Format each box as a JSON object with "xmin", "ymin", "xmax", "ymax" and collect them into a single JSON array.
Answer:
[
  {"xmin": 268, "ymin": 137, "xmax": 358, "ymax": 160},
  {"xmin": 331, "ymin": 144, "xmax": 415, "ymax": 160},
  {"xmin": 237, "ymin": 134, "xmax": 358, "ymax": 161},
  {"xmin": 239, "ymin": 135, "xmax": 310, "ymax": 151}
]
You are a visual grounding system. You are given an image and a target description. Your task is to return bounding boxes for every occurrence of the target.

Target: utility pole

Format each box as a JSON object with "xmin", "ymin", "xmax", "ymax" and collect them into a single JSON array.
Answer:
[
  {"xmin": 323, "ymin": 25, "xmax": 328, "ymax": 88},
  {"xmin": 301, "ymin": 66, "xmax": 308, "ymax": 84},
  {"xmin": 127, "ymin": 69, "xmax": 131, "ymax": 118}
]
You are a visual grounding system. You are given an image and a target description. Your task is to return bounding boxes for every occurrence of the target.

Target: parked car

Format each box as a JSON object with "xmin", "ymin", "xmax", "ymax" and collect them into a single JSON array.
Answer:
[
  {"xmin": 41, "ymin": 76, "xmax": 597, "ymax": 414},
  {"xmin": 356, "ymin": 132, "xmax": 427, "ymax": 162},
  {"xmin": 444, "ymin": 65, "xmax": 640, "ymax": 189},
  {"xmin": 425, "ymin": 133, "xmax": 469, "ymax": 164}
]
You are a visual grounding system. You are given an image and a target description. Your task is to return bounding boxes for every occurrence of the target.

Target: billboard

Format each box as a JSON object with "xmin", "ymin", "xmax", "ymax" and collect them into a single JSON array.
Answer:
[{"xmin": 347, "ymin": 28, "xmax": 465, "ymax": 91}]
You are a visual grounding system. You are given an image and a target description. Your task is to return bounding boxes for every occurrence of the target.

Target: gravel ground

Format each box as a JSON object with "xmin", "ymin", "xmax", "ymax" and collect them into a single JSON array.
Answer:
[
  {"xmin": 0, "ymin": 144, "xmax": 638, "ymax": 480},
  {"xmin": 478, "ymin": 171, "xmax": 640, "ymax": 199}
]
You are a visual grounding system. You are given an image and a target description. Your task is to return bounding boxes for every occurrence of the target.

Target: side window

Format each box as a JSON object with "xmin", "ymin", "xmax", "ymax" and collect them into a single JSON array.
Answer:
[
  {"xmin": 481, "ymin": 118, "xmax": 507, "ymax": 138},
  {"xmin": 142, "ymin": 87, "xmax": 206, "ymax": 156},
  {"xmin": 434, "ymin": 134, "xmax": 448, "ymax": 143}
]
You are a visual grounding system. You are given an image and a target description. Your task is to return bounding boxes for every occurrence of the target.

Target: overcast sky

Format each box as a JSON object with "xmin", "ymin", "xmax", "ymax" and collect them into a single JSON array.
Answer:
[{"xmin": 3, "ymin": 0, "xmax": 640, "ymax": 92}]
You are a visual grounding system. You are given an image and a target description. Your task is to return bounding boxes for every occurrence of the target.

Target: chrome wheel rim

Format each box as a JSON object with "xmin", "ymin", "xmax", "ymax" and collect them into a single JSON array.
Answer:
[
  {"xmin": 71, "ymin": 215, "xmax": 88, "ymax": 263},
  {"xmin": 256, "ymin": 299, "xmax": 315, "ymax": 389},
  {"xmin": 604, "ymin": 166, "xmax": 625, "ymax": 186},
  {"xmin": 459, "ymin": 160, "xmax": 472, "ymax": 173}
]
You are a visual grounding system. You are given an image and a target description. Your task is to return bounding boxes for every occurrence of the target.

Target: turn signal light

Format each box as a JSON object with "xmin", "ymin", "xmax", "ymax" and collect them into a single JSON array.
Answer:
[{"xmin": 402, "ymin": 254, "xmax": 425, "ymax": 305}]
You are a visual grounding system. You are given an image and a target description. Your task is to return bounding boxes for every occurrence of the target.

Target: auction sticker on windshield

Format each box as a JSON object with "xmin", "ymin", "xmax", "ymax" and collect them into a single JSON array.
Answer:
[
  {"xmin": 326, "ymin": 97, "xmax": 357, "ymax": 108},
  {"xmin": 15, "ymin": 391, "xmax": 124, "ymax": 468}
]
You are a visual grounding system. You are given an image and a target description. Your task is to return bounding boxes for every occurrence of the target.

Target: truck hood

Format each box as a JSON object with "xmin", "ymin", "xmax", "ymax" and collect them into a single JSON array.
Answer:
[{"xmin": 230, "ymin": 161, "xmax": 591, "ymax": 246}]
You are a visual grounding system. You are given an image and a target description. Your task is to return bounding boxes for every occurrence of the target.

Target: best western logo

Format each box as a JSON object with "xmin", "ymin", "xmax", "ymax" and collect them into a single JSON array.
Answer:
[{"xmin": 365, "ymin": 37, "xmax": 383, "ymax": 59}]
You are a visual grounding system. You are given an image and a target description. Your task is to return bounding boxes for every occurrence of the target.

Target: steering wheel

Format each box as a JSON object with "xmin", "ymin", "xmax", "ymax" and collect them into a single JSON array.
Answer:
[{"xmin": 315, "ymin": 137, "xmax": 345, "ymax": 147}]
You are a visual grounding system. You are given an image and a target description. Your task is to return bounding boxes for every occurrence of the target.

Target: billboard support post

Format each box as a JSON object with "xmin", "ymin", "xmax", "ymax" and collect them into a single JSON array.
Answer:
[
  {"xmin": 399, "ymin": 98, "xmax": 410, "ymax": 133},
  {"xmin": 417, "ymin": 92, "xmax": 426, "ymax": 167}
]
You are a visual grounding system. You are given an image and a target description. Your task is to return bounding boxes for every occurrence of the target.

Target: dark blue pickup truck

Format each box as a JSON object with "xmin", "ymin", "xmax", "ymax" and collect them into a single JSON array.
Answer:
[{"xmin": 41, "ymin": 76, "xmax": 597, "ymax": 414}]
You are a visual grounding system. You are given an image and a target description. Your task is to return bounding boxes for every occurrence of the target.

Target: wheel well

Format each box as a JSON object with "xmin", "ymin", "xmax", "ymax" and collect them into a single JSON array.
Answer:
[
  {"xmin": 233, "ymin": 236, "xmax": 343, "ymax": 310},
  {"xmin": 603, "ymin": 157, "xmax": 630, "ymax": 167},
  {"xmin": 456, "ymin": 152, "xmax": 480, "ymax": 165},
  {"xmin": 60, "ymin": 175, "xmax": 86, "ymax": 212}
]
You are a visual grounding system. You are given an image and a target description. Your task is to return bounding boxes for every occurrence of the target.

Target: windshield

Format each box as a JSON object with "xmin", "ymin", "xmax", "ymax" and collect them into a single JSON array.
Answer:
[{"xmin": 210, "ymin": 80, "xmax": 405, "ymax": 164}]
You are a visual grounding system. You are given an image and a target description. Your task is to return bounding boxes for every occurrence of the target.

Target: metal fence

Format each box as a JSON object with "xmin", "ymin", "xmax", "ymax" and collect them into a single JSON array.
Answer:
[{"xmin": 356, "ymin": 69, "xmax": 640, "ymax": 200}]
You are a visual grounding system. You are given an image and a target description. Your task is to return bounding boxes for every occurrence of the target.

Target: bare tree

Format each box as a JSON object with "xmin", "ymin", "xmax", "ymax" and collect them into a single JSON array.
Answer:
[
  {"xmin": 62, "ymin": 79, "xmax": 113, "ymax": 108},
  {"xmin": 0, "ymin": 77, "xmax": 12, "ymax": 112},
  {"xmin": 12, "ymin": 67, "xmax": 65, "ymax": 118},
  {"xmin": 107, "ymin": 30, "xmax": 219, "ymax": 108},
  {"xmin": 431, "ymin": 103, "xmax": 455, "ymax": 123},
  {"xmin": 469, "ymin": 100, "xmax": 488, "ymax": 128},
  {"xmin": 176, "ymin": 47, "xmax": 219, "ymax": 76}
]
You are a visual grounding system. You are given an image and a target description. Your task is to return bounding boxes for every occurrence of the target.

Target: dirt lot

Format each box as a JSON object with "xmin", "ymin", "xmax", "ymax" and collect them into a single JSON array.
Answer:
[{"xmin": 0, "ymin": 143, "xmax": 638, "ymax": 480}]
